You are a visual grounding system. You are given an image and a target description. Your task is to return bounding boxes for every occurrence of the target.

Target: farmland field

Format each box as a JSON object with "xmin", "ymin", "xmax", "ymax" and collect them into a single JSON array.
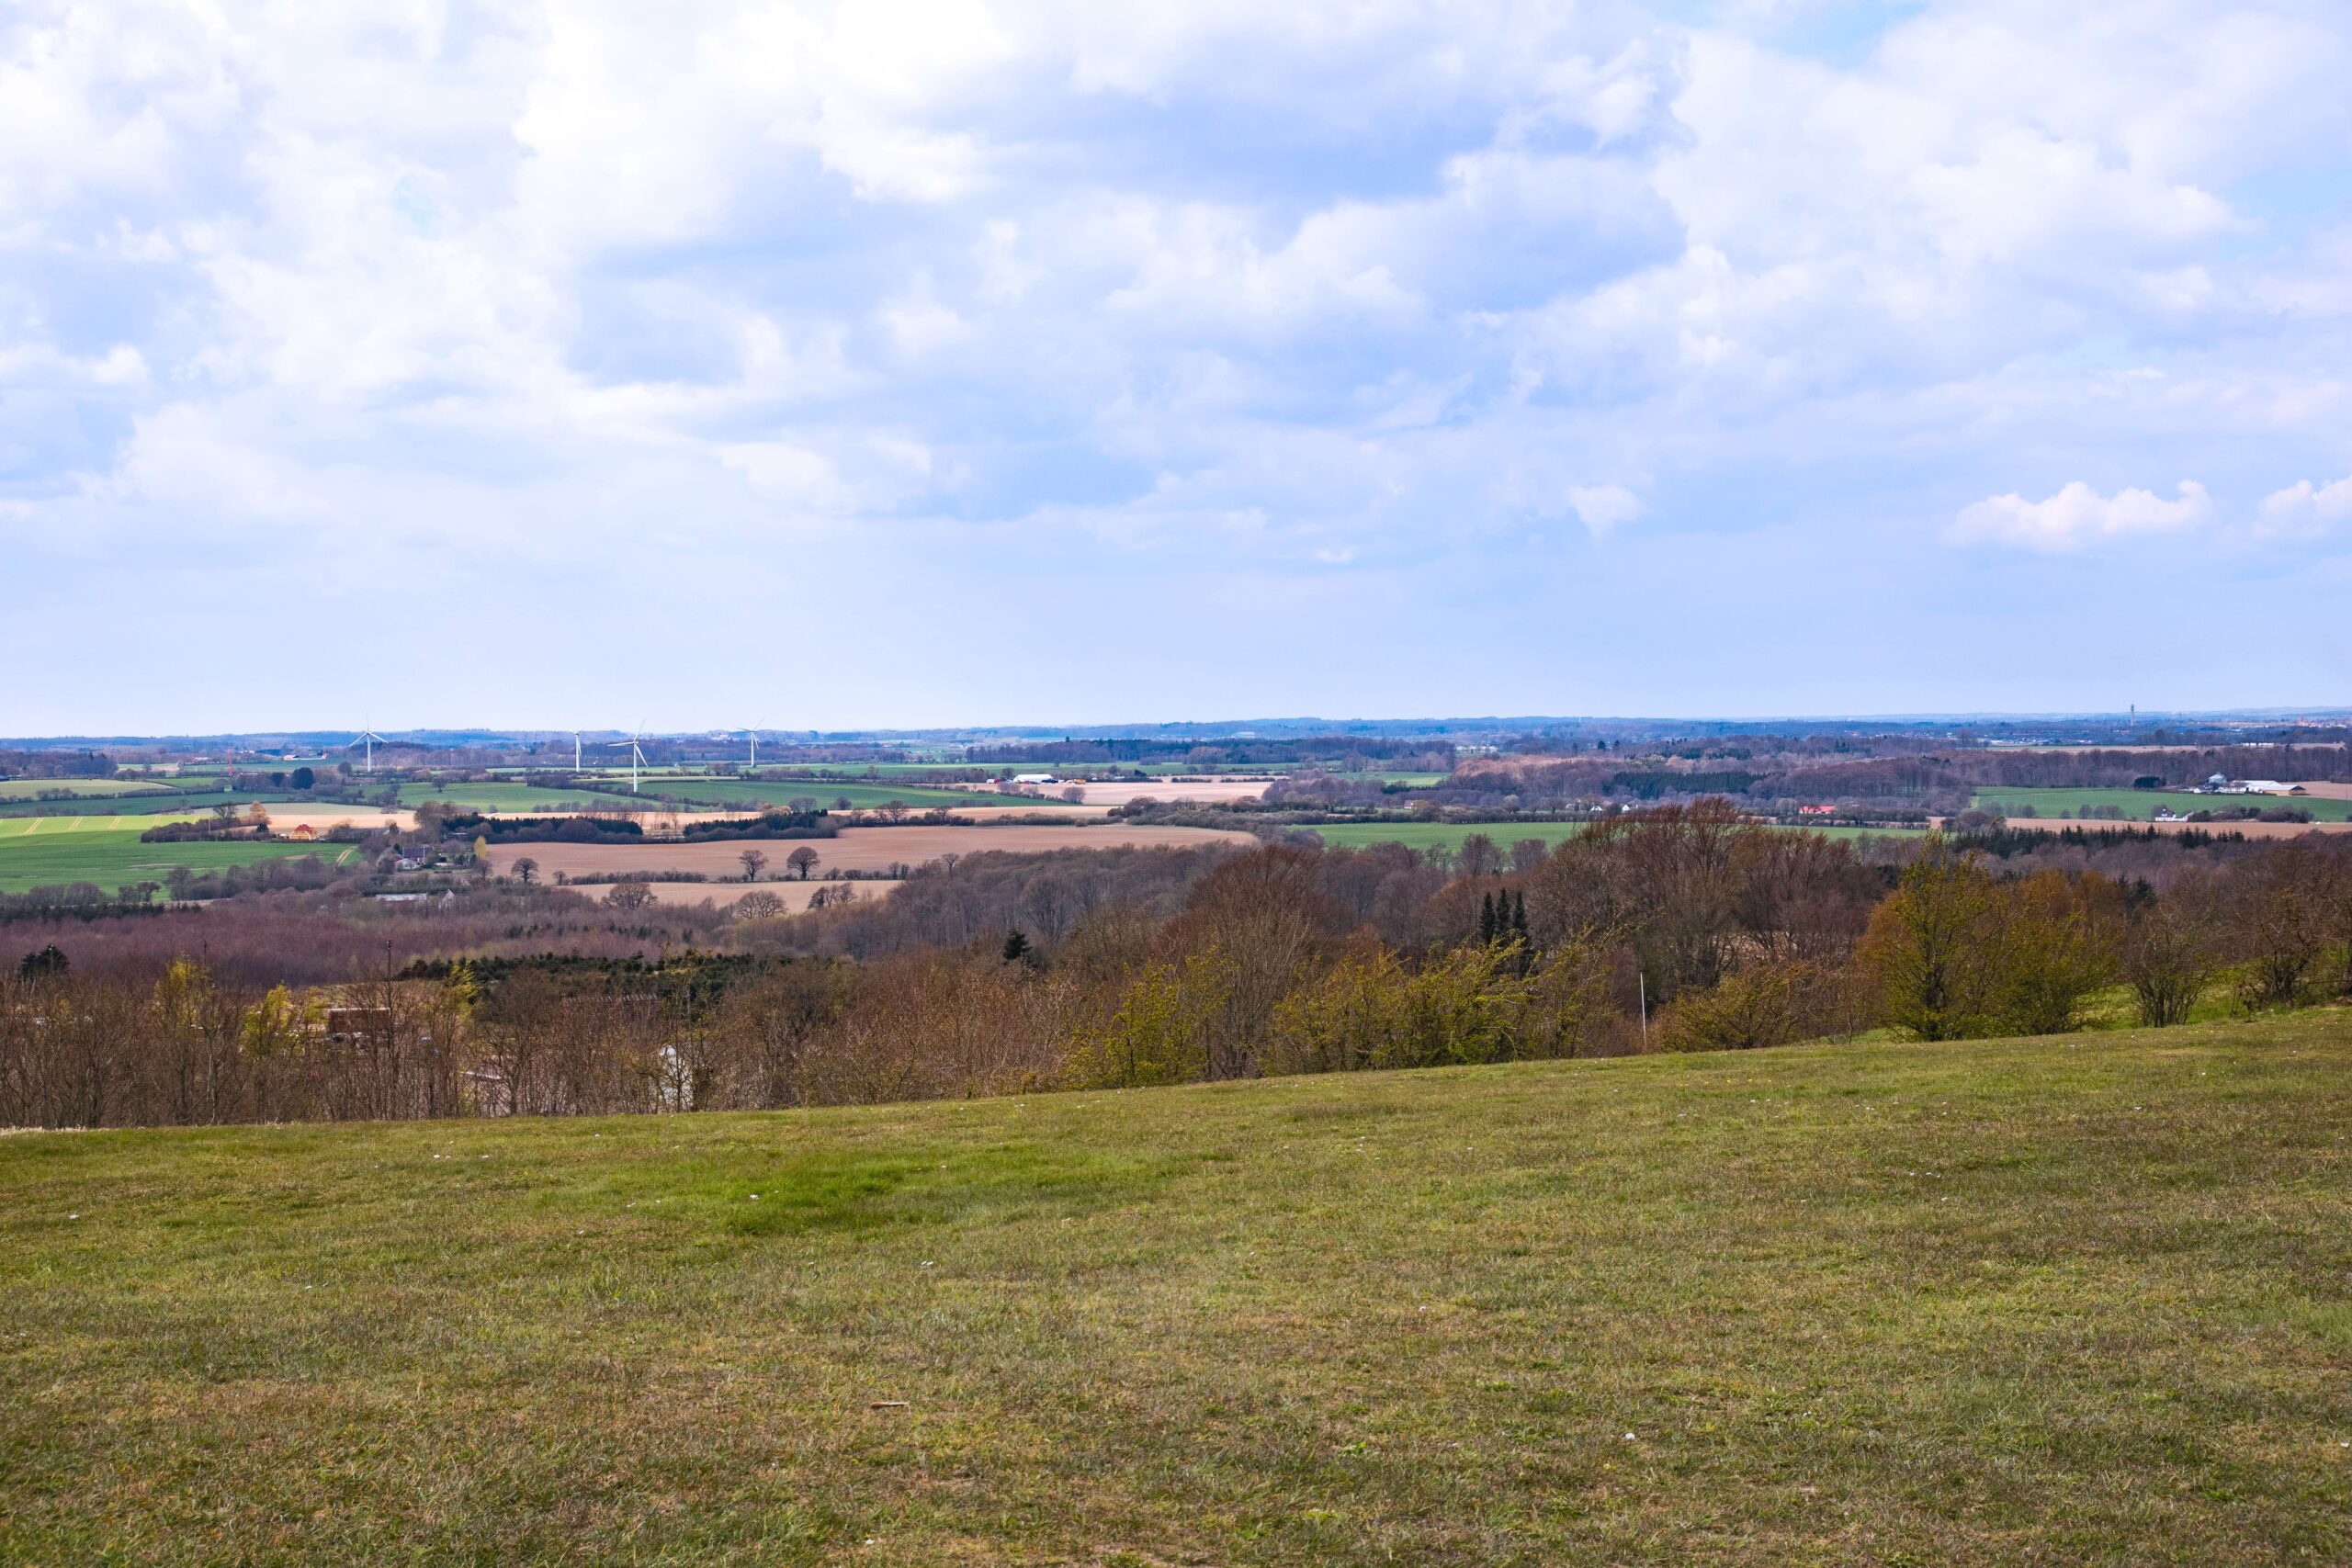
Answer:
[
  {"xmin": 1310, "ymin": 819, "xmax": 1600, "ymax": 852},
  {"xmin": 0, "ymin": 789, "xmax": 310, "ymax": 819},
  {"xmin": 390, "ymin": 782, "xmax": 618, "ymax": 813},
  {"xmin": 0, "ymin": 779, "xmax": 174, "ymax": 801},
  {"xmin": 1304, "ymin": 819, "xmax": 1931, "ymax": 853},
  {"xmin": 1972, "ymin": 785, "xmax": 2352, "ymax": 822},
  {"xmin": 481, "ymin": 822, "xmax": 1255, "ymax": 882},
  {"xmin": 0, "ymin": 822, "xmax": 359, "ymax": 893},
  {"xmin": 4, "ymin": 1013, "xmax": 2347, "ymax": 1563},
  {"xmin": 588, "ymin": 878, "xmax": 903, "ymax": 909},
  {"xmin": 625, "ymin": 776, "xmax": 982, "ymax": 811},
  {"xmin": 0, "ymin": 820, "xmax": 358, "ymax": 893}
]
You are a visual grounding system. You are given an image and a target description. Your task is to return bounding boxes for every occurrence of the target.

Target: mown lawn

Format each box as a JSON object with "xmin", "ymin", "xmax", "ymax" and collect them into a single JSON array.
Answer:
[{"xmin": 4, "ymin": 1015, "xmax": 2348, "ymax": 1564}]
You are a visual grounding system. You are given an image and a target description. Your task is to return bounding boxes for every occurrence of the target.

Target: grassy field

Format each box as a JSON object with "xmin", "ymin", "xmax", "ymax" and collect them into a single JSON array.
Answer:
[
  {"xmin": 1973, "ymin": 786, "xmax": 2352, "ymax": 822},
  {"xmin": 5, "ymin": 1015, "xmax": 2346, "ymax": 1564},
  {"xmin": 1314, "ymin": 820, "xmax": 1926, "ymax": 852},
  {"xmin": 0, "ymin": 789, "xmax": 312, "ymax": 820},
  {"xmin": 1312, "ymin": 819, "xmax": 1596, "ymax": 852},
  {"xmin": 0, "ymin": 820, "xmax": 356, "ymax": 893},
  {"xmin": 391, "ymin": 782, "xmax": 619, "ymax": 813},
  {"xmin": 0, "ymin": 779, "xmax": 175, "ymax": 801},
  {"xmin": 627, "ymin": 776, "xmax": 984, "ymax": 811}
]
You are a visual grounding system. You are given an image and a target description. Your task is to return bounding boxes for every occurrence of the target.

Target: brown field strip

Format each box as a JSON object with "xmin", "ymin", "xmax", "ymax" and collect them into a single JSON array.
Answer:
[{"xmin": 481, "ymin": 822, "xmax": 1256, "ymax": 882}]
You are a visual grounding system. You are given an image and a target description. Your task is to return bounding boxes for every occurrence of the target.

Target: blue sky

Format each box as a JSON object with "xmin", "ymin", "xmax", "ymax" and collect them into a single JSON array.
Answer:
[{"xmin": 5, "ymin": 0, "xmax": 2350, "ymax": 733}]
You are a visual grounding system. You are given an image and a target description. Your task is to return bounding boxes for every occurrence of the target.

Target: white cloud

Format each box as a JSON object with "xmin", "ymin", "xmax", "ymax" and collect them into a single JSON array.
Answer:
[
  {"xmin": 7, "ymin": 1, "xmax": 2352, "ymax": 727},
  {"xmin": 1951, "ymin": 480, "xmax": 2212, "ymax": 552},
  {"xmin": 1568, "ymin": 484, "xmax": 1644, "ymax": 536},
  {"xmin": 2258, "ymin": 475, "xmax": 2352, "ymax": 533}
]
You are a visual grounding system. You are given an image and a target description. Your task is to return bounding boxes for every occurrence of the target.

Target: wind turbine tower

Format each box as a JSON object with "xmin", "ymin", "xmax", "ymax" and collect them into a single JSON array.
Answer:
[
  {"xmin": 606, "ymin": 728, "xmax": 648, "ymax": 793},
  {"xmin": 349, "ymin": 723, "xmax": 388, "ymax": 774}
]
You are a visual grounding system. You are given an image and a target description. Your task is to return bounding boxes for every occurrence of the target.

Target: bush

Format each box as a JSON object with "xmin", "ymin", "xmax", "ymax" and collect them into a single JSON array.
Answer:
[{"xmin": 1656, "ymin": 960, "xmax": 1846, "ymax": 1053}]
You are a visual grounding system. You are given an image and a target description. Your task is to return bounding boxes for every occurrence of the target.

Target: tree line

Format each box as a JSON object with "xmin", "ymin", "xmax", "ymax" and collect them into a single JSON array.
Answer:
[{"xmin": 6, "ymin": 804, "xmax": 2350, "ymax": 1128}]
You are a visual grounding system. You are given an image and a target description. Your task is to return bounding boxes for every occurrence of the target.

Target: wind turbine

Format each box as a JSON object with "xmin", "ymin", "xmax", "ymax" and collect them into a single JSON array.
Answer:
[
  {"xmin": 348, "ymin": 722, "xmax": 388, "ymax": 774},
  {"xmin": 746, "ymin": 728, "xmax": 760, "ymax": 770},
  {"xmin": 606, "ymin": 727, "xmax": 649, "ymax": 793},
  {"xmin": 572, "ymin": 731, "xmax": 582, "ymax": 771}
]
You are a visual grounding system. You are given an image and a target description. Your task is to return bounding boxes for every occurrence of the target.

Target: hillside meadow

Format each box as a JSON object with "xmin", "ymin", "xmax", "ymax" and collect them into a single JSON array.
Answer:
[{"xmin": 4, "ymin": 1012, "xmax": 2347, "ymax": 1564}]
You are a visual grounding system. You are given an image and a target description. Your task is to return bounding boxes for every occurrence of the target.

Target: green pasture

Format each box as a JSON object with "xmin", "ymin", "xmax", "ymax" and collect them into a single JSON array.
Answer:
[
  {"xmin": 0, "ymin": 789, "xmax": 315, "ymax": 820},
  {"xmin": 0, "ymin": 780, "xmax": 174, "ymax": 801},
  {"xmin": 391, "ymin": 782, "xmax": 616, "ymax": 813},
  {"xmin": 0, "ymin": 823, "xmax": 355, "ymax": 894},
  {"xmin": 1310, "ymin": 819, "xmax": 1597, "ymax": 852},
  {"xmin": 625, "ymin": 775, "xmax": 980, "ymax": 811},
  {"xmin": 1972, "ymin": 786, "xmax": 2352, "ymax": 822},
  {"xmin": 5, "ymin": 1014, "xmax": 2349, "ymax": 1562},
  {"xmin": 1313, "ymin": 819, "xmax": 1928, "ymax": 853}
]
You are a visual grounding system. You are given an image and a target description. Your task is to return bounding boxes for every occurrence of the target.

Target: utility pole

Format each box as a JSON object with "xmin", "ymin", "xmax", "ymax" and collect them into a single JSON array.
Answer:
[{"xmin": 1639, "ymin": 971, "xmax": 1648, "ymax": 1048}]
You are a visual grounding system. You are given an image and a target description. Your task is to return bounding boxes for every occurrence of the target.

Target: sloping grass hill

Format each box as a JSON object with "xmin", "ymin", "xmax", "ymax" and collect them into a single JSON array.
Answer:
[{"xmin": 4, "ymin": 1014, "xmax": 2348, "ymax": 1564}]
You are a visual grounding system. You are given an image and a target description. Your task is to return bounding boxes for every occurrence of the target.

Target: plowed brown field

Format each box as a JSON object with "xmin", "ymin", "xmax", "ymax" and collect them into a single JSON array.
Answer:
[{"xmin": 481, "ymin": 822, "xmax": 1254, "ymax": 883}]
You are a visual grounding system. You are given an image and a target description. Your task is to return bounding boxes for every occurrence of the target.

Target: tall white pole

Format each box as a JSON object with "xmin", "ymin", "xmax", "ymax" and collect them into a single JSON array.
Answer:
[
  {"xmin": 749, "ymin": 729, "xmax": 757, "ymax": 769},
  {"xmin": 574, "ymin": 732, "xmax": 582, "ymax": 771}
]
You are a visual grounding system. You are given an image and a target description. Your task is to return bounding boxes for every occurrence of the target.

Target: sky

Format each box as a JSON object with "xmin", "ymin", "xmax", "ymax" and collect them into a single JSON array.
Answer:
[{"xmin": 5, "ymin": 0, "xmax": 2350, "ymax": 734}]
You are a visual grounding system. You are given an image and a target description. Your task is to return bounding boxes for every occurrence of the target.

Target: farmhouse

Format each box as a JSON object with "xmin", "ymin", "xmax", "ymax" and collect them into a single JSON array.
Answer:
[{"xmin": 2195, "ymin": 775, "xmax": 2304, "ymax": 795}]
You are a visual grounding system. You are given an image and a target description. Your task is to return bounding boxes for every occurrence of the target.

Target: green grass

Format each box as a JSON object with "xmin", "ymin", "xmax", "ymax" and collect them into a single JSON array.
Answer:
[
  {"xmin": 0, "ymin": 790, "xmax": 311, "ymax": 819},
  {"xmin": 0, "ymin": 815, "xmax": 209, "ymax": 838},
  {"xmin": 1317, "ymin": 820, "xmax": 1927, "ymax": 852},
  {"xmin": 6, "ymin": 1014, "xmax": 2347, "ymax": 1563},
  {"xmin": 625, "ymin": 776, "xmax": 982, "ymax": 811},
  {"xmin": 391, "ymin": 782, "xmax": 618, "ymax": 813},
  {"xmin": 0, "ymin": 824, "xmax": 356, "ymax": 893},
  {"xmin": 0, "ymin": 779, "xmax": 174, "ymax": 801},
  {"xmin": 1311, "ymin": 819, "xmax": 1608, "ymax": 852},
  {"xmin": 1973, "ymin": 786, "xmax": 2352, "ymax": 822}
]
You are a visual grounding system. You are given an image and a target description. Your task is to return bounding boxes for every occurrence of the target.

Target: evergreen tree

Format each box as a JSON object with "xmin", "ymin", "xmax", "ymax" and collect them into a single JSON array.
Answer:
[{"xmin": 1478, "ymin": 892, "xmax": 1497, "ymax": 944}]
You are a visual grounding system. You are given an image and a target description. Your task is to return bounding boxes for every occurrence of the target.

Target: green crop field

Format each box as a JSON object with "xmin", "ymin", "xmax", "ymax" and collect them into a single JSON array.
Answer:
[
  {"xmin": 625, "ymin": 776, "xmax": 981, "ymax": 811},
  {"xmin": 0, "ymin": 815, "xmax": 210, "ymax": 839},
  {"xmin": 1311, "ymin": 818, "xmax": 1595, "ymax": 852},
  {"xmin": 1307, "ymin": 819, "xmax": 1928, "ymax": 853},
  {"xmin": 0, "ymin": 779, "xmax": 174, "ymax": 801},
  {"xmin": 0, "ymin": 822, "xmax": 356, "ymax": 893},
  {"xmin": 391, "ymin": 782, "xmax": 616, "ymax": 813},
  {"xmin": 1972, "ymin": 786, "xmax": 2352, "ymax": 822},
  {"xmin": 5, "ymin": 1015, "xmax": 2348, "ymax": 1562},
  {"xmin": 0, "ymin": 789, "xmax": 310, "ymax": 820}
]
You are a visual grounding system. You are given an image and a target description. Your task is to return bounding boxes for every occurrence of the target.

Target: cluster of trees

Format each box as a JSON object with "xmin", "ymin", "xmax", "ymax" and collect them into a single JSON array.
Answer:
[
  {"xmin": 1862, "ymin": 840, "xmax": 2352, "ymax": 1037},
  {"xmin": 8, "ymin": 806, "xmax": 2351, "ymax": 1130}
]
